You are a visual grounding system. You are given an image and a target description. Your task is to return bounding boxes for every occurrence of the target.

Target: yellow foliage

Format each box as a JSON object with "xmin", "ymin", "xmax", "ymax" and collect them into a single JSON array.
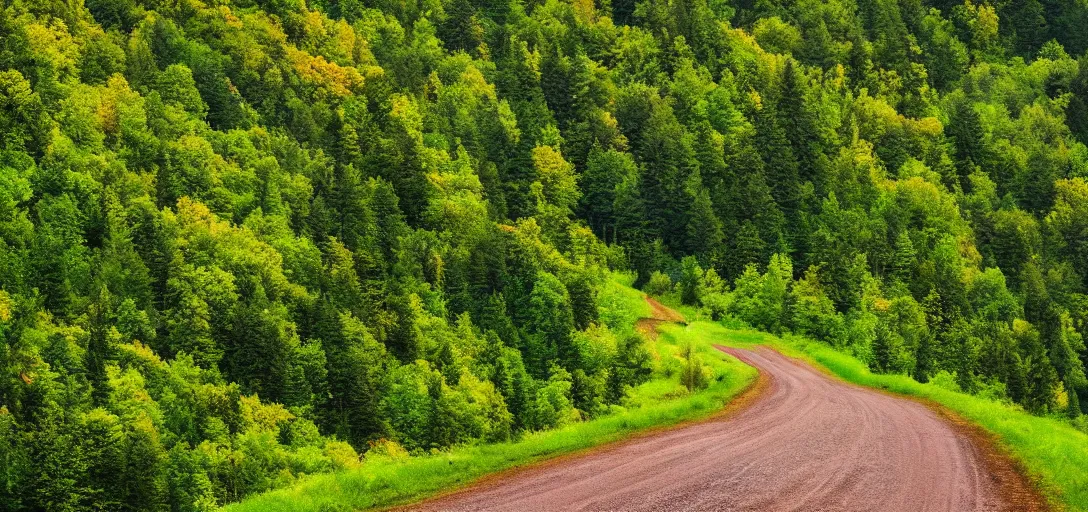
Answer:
[
  {"xmin": 572, "ymin": 0, "xmax": 596, "ymax": 23},
  {"xmin": 240, "ymin": 394, "xmax": 294, "ymax": 433},
  {"xmin": 912, "ymin": 116, "xmax": 944, "ymax": 137},
  {"xmin": 532, "ymin": 145, "xmax": 580, "ymax": 210},
  {"xmin": 748, "ymin": 89, "xmax": 763, "ymax": 110},
  {"xmin": 872, "ymin": 298, "xmax": 891, "ymax": 313},
  {"xmin": 323, "ymin": 440, "xmax": 361, "ymax": 469},
  {"xmin": 459, "ymin": 64, "xmax": 496, "ymax": 99},
  {"xmin": 390, "ymin": 94, "xmax": 424, "ymax": 137},
  {"xmin": 330, "ymin": 19, "xmax": 357, "ymax": 63},
  {"xmin": 174, "ymin": 196, "xmax": 232, "ymax": 238},
  {"xmin": 302, "ymin": 10, "xmax": 328, "ymax": 42},
  {"xmin": 365, "ymin": 438, "xmax": 409, "ymax": 461},
  {"xmin": 0, "ymin": 290, "xmax": 11, "ymax": 322},
  {"xmin": 119, "ymin": 340, "xmax": 166, "ymax": 369},
  {"xmin": 96, "ymin": 75, "xmax": 142, "ymax": 138},
  {"xmin": 219, "ymin": 6, "xmax": 243, "ymax": 28},
  {"xmin": 25, "ymin": 19, "xmax": 78, "ymax": 78},
  {"xmin": 286, "ymin": 46, "xmax": 371, "ymax": 97}
]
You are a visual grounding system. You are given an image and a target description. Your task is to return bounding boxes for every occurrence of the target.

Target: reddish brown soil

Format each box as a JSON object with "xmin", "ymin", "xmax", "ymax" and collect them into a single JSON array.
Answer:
[
  {"xmin": 646, "ymin": 296, "xmax": 685, "ymax": 323},
  {"xmin": 635, "ymin": 297, "xmax": 685, "ymax": 339},
  {"xmin": 409, "ymin": 346, "xmax": 1045, "ymax": 512}
]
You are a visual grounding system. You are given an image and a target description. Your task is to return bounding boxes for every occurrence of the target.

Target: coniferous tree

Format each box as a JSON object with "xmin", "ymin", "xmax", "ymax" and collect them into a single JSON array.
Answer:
[{"xmin": 7, "ymin": 0, "xmax": 1088, "ymax": 507}]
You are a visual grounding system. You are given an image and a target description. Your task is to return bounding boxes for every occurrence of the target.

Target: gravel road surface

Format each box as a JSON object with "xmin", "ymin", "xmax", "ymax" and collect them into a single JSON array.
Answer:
[{"xmin": 411, "ymin": 346, "xmax": 1036, "ymax": 511}]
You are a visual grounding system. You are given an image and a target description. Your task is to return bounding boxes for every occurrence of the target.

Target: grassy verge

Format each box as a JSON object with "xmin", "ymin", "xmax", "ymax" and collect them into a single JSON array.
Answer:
[
  {"xmin": 224, "ymin": 283, "xmax": 756, "ymax": 512},
  {"xmin": 687, "ymin": 320, "xmax": 1088, "ymax": 511}
]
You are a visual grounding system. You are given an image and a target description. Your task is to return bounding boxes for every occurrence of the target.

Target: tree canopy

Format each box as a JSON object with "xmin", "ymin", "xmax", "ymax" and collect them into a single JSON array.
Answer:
[{"xmin": 4, "ymin": 0, "xmax": 1088, "ymax": 509}]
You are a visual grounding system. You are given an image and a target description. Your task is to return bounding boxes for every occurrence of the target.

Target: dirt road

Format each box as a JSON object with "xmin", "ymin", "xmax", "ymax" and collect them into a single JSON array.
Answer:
[{"xmin": 410, "ymin": 346, "xmax": 1043, "ymax": 511}]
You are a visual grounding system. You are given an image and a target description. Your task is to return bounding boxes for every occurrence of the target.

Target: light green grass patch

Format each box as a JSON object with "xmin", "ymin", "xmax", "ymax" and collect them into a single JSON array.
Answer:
[{"xmin": 597, "ymin": 272, "xmax": 652, "ymax": 334}]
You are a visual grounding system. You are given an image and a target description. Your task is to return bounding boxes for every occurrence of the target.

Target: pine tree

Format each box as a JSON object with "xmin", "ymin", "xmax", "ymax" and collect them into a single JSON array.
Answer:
[
  {"xmin": 325, "ymin": 313, "xmax": 393, "ymax": 448},
  {"xmin": 779, "ymin": 60, "xmax": 826, "ymax": 197},
  {"xmin": 1015, "ymin": 320, "xmax": 1059, "ymax": 413},
  {"xmin": 85, "ymin": 286, "xmax": 113, "ymax": 406},
  {"xmin": 946, "ymin": 97, "xmax": 988, "ymax": 190},
  {"xmin": 731, "ymin": 221, "xmax": 767, "ymax": 279},
  {"xmin": 913, "ymin": 331, "xmax": 935, "ymax": 383},
  {"xmin": 440, "ymin": 0, "xmax": 485, "ymax": 55},
  {"xmin": 755, "ymin": 95, "xmax": 802, "ymax": 247},
  {"xmin": 525, "ymin": 272, "xmax": 576, "ymax": 377},
  {"xmin": 678, "ymin": 256, "xmax": 704, "ymax": 306},
  {"xmin": 870, "ymin": 322, "xmax": 900, "ymax": 374},
  {"xmin": 892, "ymin": 231, "xmax": 917, "ymax": 283},
  {"xmin": 1067, "ymin": 378, "xmax": 1081, "ymax": 419}
]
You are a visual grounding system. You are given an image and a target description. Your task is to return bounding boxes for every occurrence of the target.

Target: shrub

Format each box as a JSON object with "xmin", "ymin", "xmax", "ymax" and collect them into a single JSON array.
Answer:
[
  {"xmin": 607, "ymin": 334, "xmax": 654, "ymax": 402},
  {"xmin": 698, "ymin": 268, "xmax": 730, "ymax": 320},
  {"xmin": 644, "ymin": 271, "xmax": 673, "ymax": 296},
  {"xmin": 679, "ymin": 342, "xmax": 710, "ymax": 392}
]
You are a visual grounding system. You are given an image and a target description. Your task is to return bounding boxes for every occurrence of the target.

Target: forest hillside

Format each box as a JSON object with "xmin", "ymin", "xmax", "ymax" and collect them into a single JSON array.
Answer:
[{"xmin": 3, "ymin": 0, "xmax": 1088, "ymax": 510}]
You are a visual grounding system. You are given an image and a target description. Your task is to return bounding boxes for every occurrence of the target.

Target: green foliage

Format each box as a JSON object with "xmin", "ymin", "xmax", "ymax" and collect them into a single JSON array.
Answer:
[
  {"xmin": 678, "ymin": 256, "xmax": 703, "ymax": 306},
  {"xmin": 697, "ymin": 267, "xmax": 731, "ymax": 321},
  {"xmin": 679, "ymin": 342, "xmax": 710, "ymax": 392},
  {"xmin": 644, "ymin": 271, "xmax": 673, "ymax": 297},
  {"xmin": 728, "ymin": 255, "xmax": 793, "ymax": 334},
  {"xmin": 6, "ymin": 0, "xmax": 1088, "ymax": 509}
]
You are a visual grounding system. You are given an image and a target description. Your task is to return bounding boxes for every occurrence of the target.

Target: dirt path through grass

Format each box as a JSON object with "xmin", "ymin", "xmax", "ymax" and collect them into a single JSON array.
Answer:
[{"xmin": 635, "ymin": 296, "xmax": 685, "ymax": 339}]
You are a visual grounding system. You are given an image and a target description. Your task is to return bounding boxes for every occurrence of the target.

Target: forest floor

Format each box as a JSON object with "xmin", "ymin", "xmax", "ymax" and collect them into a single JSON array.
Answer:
[{"xmin": 408, "ymin": 344, "xmax": 1047, "ymax": 511}]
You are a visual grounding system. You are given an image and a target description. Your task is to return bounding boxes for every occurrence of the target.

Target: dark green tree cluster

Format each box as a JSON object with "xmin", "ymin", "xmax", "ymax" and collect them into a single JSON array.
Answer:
[{"xmin": 4, "ymin": 0, "xmax": 1088, "ymax": 509}]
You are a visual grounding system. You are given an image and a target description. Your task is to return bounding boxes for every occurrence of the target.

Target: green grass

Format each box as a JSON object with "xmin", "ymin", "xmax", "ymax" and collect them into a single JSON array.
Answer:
[
  {"xmin": 597, "ymin": 271, "xmax": 652, "ymax": 334},
  {"xmin": 224, "ymin": 282, "xmax": 756, "ymax": 512},
  {"xmin": 688, "ymin": 320, "xmax": 1088, "ymax": 512}
]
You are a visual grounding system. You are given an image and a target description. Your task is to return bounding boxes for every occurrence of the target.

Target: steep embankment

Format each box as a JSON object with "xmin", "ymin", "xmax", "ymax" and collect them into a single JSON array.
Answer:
[{"xmin": 411, "ymin": 345, "xmax": 1043, "ymax": 512}]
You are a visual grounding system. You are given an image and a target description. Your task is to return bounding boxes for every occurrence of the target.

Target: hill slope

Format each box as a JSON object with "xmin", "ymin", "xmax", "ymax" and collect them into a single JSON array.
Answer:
[{"xmin": 3, "ymin": 0, "xmax": 1088, "ymax": 510}]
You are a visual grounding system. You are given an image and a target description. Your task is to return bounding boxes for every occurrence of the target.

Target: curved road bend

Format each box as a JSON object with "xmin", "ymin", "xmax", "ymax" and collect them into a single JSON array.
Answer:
[{"xmin": 411, "ymin": 346, "xmax": 1034, "ymax": 512}]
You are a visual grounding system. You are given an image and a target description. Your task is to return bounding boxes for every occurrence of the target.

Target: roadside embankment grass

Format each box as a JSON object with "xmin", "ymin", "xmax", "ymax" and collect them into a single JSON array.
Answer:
[
  {"xmin": 689, "ymin": 320, "xmax": 1088, "ymax": 511},
  {"xmin": 224, "ymin": 281, "xmax": 756, "ymax": 512}
]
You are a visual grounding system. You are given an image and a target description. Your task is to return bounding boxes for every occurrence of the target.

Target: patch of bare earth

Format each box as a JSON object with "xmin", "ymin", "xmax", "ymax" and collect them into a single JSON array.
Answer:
[{"xmin": 635, "ymin": 296, "xmax": 685, "ymax": 339}]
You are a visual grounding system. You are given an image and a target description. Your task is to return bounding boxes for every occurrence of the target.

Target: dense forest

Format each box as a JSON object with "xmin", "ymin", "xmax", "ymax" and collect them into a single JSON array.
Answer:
[{"xmin": 3, "ymin": 0, "xmax": 1088, "ymax": 509}]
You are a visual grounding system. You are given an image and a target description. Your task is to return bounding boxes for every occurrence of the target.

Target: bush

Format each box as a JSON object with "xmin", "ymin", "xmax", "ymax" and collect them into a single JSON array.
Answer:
[
  {"xmin": 607, "ymin": 334, "xmax": 654, "ymax": 402},
  {"xmin": 929, "ymin": 371, "xmax": 962, "ymax": 393},
  {"xmin": 644, "ymin": 271, "xmax": 673, "ymax": 296},
  {"xmin": 679, "ymin": 342, "xmax": 710, "ymax": 392},
  {"xmin": 528, "ymin": 366, "xmax": 576, "ymax": 430},
  {"xmin": 364, "ymin": 439, "xmax": 409, "ymax": 462},
  {"xmin": 698, "ymin": 268, "xmax": 730, "ymax": 320}
]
